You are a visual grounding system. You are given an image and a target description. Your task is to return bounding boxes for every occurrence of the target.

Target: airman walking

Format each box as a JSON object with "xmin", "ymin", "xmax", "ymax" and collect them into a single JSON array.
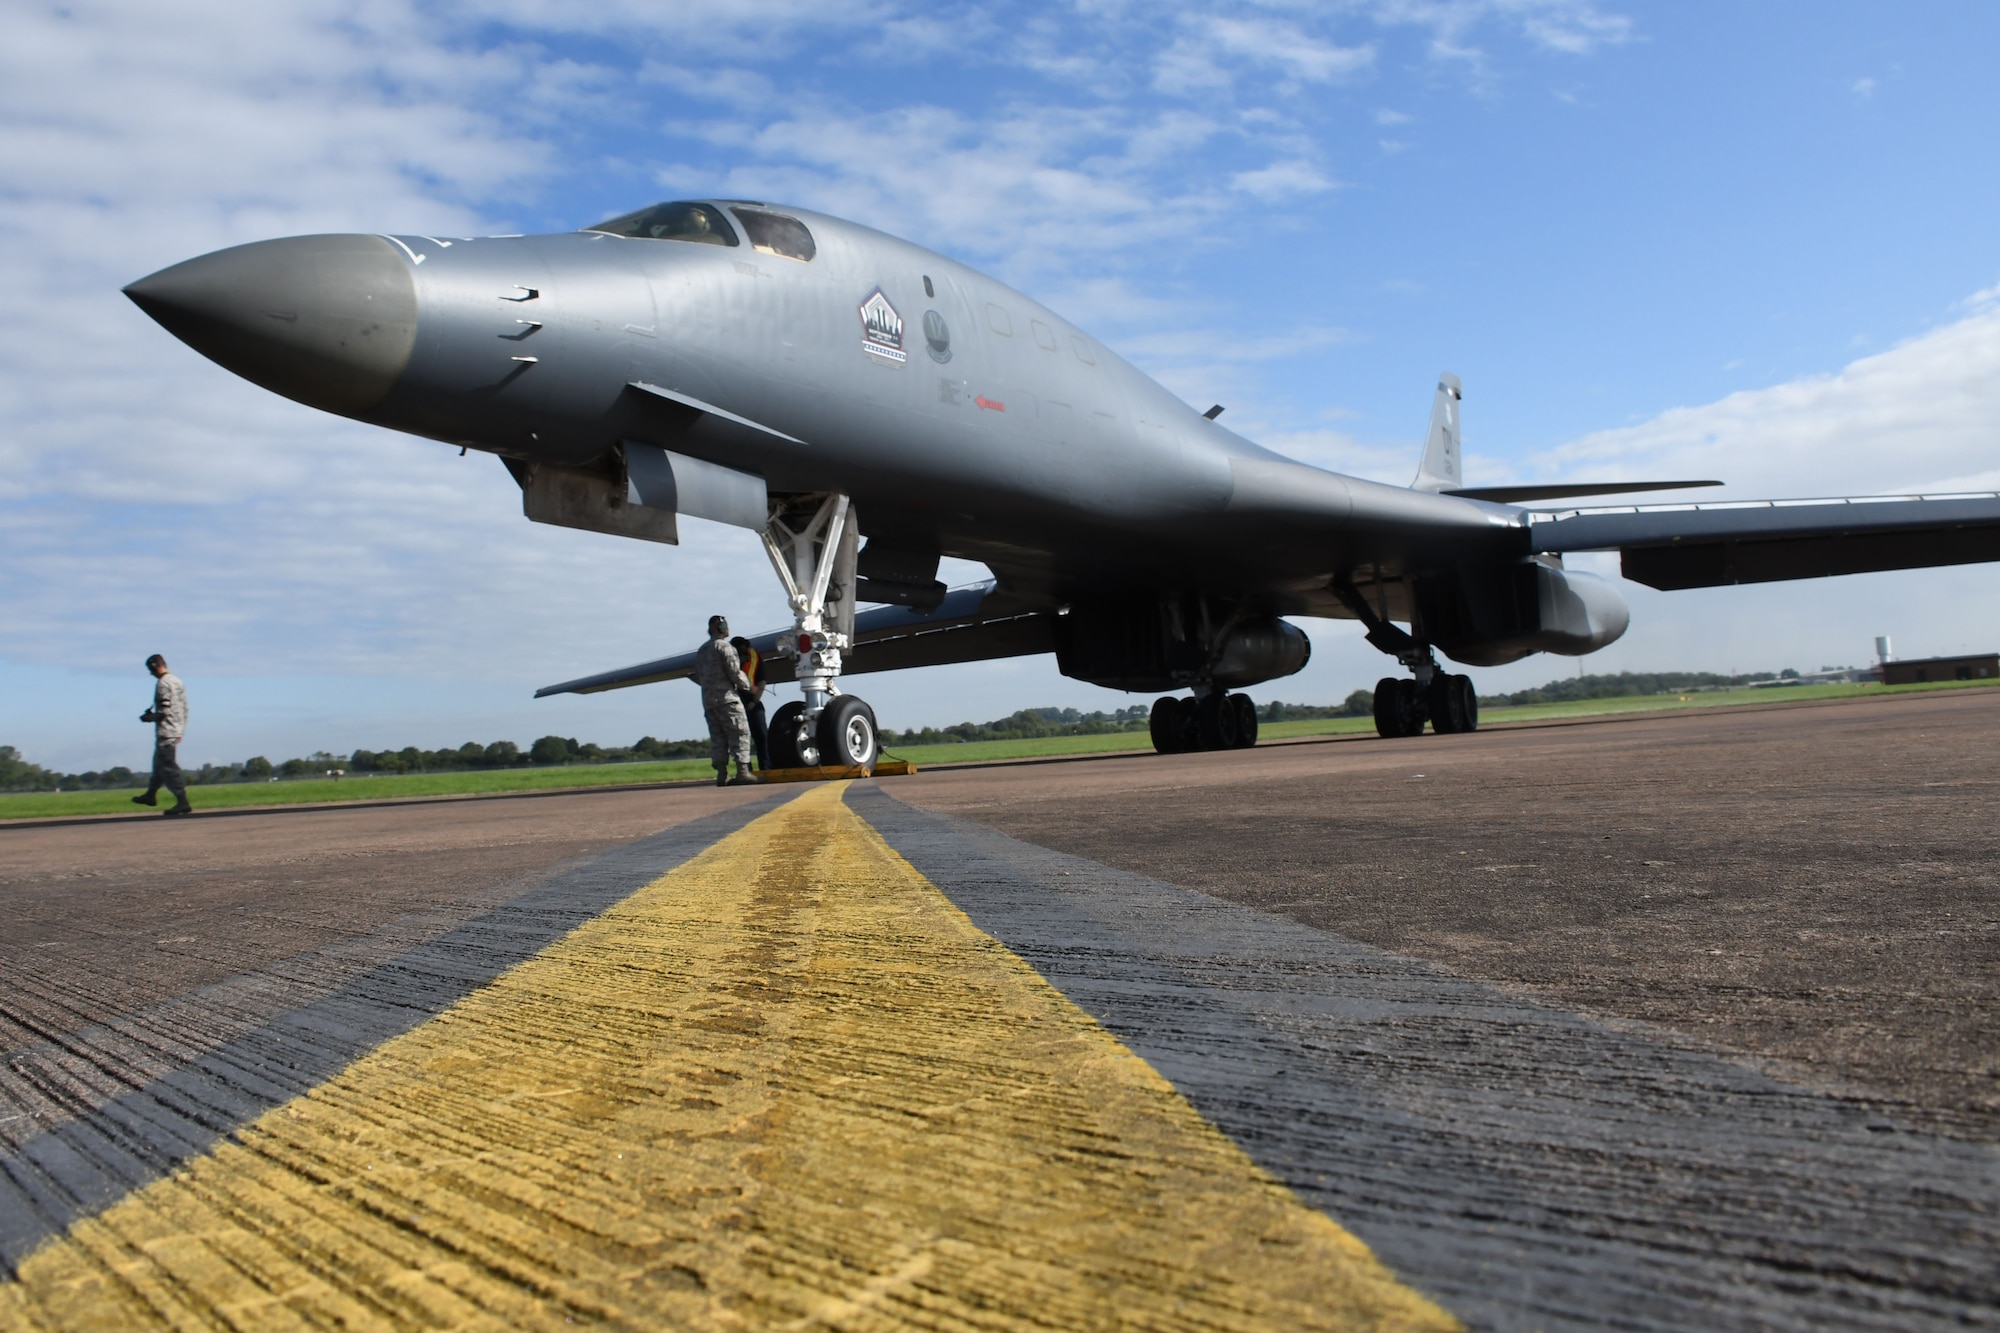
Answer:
[{"xmin": 135, "ymin": 653, "xmax": 193, "ymax": 816}]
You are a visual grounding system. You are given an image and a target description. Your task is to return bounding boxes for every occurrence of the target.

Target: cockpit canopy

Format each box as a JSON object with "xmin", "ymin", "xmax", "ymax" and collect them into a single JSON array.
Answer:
[
  {"xmin": 583, "ymin": 201, "xmax": 816, "ymax": 262},
  {"xmin": 586, "ymin": 201, "xmax": 737, "ymax": 246},
  {"xmin": 729, "ymin": 208, "xmax": 816, "ymax": 262}
]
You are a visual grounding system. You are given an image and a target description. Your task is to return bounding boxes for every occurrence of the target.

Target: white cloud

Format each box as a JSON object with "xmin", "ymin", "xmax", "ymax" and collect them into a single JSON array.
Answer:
[
  {"xmin": 1364, "ymin": 0, "xmax": 1633, "ymax": 75},
  {"xmin": 452, "ymin": 0, "xmax": 882, "ymax": 53},
  {"xmin": 1155, "ymin": 15, "xmax": 1374, "ymax": 95},
  {"xmin": 1852, "ymin": 76, "xmax": 1877, "ymax": 97},
  {"xmin": 1537, "ymin": 300, "xmax": 2000, "ymax": 499},
  {"xmin": 1208, "ymin": 17, "xmax": 1377, "ymax": 81},
  {"xmin": 1961, "ymin": 278, "xmax": 2000, "ymax": 310},
  {"xmin": 1230, "ymin": 160, "xmax": 1338, "ymax": 199}
]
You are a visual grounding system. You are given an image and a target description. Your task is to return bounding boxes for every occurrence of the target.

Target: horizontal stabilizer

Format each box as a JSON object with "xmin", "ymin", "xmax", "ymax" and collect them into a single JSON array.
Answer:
[
  {"xmin": 1447, "ymin": 480, "xmax": 1721, "ymax": 504},
  {"xmin": 535, "ymin": 580, "xmax": 1054, "ymax": 696},
  {"xmin": 1530, "ymin": 492, "xmax": 2000, "ymax": 589}
]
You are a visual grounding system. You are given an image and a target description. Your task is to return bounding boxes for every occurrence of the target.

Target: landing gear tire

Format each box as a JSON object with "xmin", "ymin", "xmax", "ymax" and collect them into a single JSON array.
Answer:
[
  {"xmin": 817, "ymin": 696, "xmax": 879, "ymax": 768},
  {"xmin": 1231, "ymin": 693, "xmax": 1258, "ymax": 748},
  {"xmin": 1154, "ymin": 693, "xmax": 1259, "ymax": 753},
  {"xmin": 1196, "ymin": 692, "xmax": 1239, "ymax": 749},
  {"xmin": 1372, "ymin": 678, "xmax": 1396, "ymax": 738},
  {"xmin": 770, "ymin": 701, "xmax": 816, "ymax": 768},
  {"xmin": 1177, "ymin": 696, "xmax": 1200, "ymax": 750},
  {"xmin": 1426, "ymin": 674, "xmax": 1479, "ymax": 734},
  {"xmin": 1374, "ymin": 677, "xmax": 1425, "ymax": 739},
  {"xmin": 1428, "ymin": 674, "xmax": 1465, "ymax": 733}
]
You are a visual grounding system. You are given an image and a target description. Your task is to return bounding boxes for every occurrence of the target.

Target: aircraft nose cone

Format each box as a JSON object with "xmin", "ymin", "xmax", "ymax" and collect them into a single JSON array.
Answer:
[{"xmin": 125, "ymin": 234, "xmax": 418, "ymax": 417}]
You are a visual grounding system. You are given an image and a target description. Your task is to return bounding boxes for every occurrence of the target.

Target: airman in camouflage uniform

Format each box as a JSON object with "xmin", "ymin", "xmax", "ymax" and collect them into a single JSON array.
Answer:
[
  {"xmin": 135, "ymin": 653, "xmax": 193, "ymax": 816},
  {"xmin": 692, "ymin": 616, "xmax": 759, "ymax": 786}
]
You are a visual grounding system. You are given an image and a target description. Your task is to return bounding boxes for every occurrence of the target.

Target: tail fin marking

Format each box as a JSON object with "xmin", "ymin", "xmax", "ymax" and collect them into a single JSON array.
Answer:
[{"xmin": 1412, "ymin": 372, "xmax": 1463, "ymax": 493}]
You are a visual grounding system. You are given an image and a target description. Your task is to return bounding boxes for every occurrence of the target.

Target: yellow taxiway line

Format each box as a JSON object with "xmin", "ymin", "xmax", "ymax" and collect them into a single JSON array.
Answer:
[{"xmin": 2, "ymin": 783, "xmax": 1454, "ymax": 1331}]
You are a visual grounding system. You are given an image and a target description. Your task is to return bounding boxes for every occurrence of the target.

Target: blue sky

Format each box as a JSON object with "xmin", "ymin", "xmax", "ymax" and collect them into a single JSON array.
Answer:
[{"xmin": 4, "ymin": 1, "xmax": 1998, "ymax": 769}]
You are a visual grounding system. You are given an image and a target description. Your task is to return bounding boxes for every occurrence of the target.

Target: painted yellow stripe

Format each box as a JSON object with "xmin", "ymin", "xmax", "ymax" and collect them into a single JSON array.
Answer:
[{"xmin": 3, "ymin": 783, "xmax": 1456, "ymax": 1331}]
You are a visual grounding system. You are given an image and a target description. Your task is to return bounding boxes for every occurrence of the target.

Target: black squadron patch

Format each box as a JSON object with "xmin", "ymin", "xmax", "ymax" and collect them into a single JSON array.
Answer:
[
  {"xmin": 924, "ymin": 309, "xmax": 953, "ymax": 364},
  {"xmin": 859, "ymin": 288, "xmax": 906, "ymax": 363}
]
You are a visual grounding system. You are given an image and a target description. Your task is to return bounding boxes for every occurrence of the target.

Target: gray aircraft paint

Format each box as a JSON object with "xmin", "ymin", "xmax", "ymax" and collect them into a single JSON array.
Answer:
[{"xmin": 125, "ymin": 201, "xmax": 2000, "ymax": 699}]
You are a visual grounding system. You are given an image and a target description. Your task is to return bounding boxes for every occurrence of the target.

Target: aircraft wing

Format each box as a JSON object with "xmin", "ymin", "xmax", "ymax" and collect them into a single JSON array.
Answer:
[
  {"xmin": 534, "ymin": 580, "xmax": 1055, "ymax": 696},
  {"xmin": 1529, "ymin": 493, "xmax": 2000, "ymax": 590}
]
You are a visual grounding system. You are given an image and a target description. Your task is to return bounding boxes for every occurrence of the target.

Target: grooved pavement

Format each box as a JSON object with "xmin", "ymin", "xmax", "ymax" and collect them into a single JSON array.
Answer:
[{"xmin": 850, "ymin": 784, "xmax": 2000, "ymax": 1331}]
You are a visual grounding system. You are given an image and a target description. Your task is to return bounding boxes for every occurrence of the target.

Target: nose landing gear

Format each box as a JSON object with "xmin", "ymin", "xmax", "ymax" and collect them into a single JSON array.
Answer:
[{"xmin": 760, "ymin": 493, "xmax": 881, "ymax": 770}]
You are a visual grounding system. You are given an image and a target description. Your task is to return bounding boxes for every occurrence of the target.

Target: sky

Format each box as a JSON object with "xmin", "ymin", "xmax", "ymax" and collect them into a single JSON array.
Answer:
[{"xmin": 4, "ymin": 1, "xmax": 1998, "ymax": 770}]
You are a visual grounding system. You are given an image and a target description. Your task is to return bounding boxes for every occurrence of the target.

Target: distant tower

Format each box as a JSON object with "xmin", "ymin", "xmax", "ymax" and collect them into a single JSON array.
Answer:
[{"xmin": 1875, "ymin": 635, "xmax": 1894, "ymax": 664}]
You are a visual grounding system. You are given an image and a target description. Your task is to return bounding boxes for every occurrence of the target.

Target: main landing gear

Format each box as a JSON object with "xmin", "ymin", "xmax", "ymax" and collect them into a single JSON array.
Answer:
[
  {"xmin": 1332, "ymin": 577, "xmax": 1480, "ymax": 740},
  {"xmin": 1372, "ymin": 671, "xmax": 1477, "ymax": 738},
  {"xmin": 1148, "ymin": 690, "xmax": 1260, "ymax": 754},
  {"xmin": 759, "ymin": 493, "xmax": 881, "ymax": 770}
]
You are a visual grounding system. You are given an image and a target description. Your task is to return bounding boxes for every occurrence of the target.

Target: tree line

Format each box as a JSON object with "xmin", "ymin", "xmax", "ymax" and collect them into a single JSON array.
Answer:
[
  {"xmin": 876, "ymin": 698, "xmax": 1375, "ymax": 747},
  {"xmin": 1476, "ymin": 669, "xmax": 1797, "ymax": 707},
  {"xmin": 0, "ymin": 735, "xmax": 712, "ymax": 793}
]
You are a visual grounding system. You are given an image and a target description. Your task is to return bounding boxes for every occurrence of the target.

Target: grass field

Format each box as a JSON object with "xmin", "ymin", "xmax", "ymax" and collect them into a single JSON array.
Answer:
[
  {"xmin": 0, "ymin": 758, "xmax": 717, "ymax": 821},
  {"xmin": 6, "ymin": 676, "xmax": 1994, "ymax": 822}
]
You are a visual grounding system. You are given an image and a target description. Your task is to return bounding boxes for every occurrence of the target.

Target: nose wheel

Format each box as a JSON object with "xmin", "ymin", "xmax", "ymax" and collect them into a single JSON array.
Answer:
[{"xmin": 770, "ymin": 696, "xmax": 879, "ymax": 769}]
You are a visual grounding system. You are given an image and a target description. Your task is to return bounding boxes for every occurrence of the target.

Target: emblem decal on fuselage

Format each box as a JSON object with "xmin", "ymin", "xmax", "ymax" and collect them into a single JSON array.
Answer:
[
  {"xmin": 859, "ymin": 288, "xmax": 906, "ymax": 363},
  {"xmin": 923, "ymin": 309, "xmax": 952, "ymax": 363}
]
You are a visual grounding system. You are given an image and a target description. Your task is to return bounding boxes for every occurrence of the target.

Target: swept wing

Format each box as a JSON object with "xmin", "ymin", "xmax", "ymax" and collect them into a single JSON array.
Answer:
[
  {"xmin": 536, "ymin": 581, "xmax": 1053, "ymax": 697},
  {"xmin": 1529, "ymin": 492, "xmax": 2000, "ymax": 590}
]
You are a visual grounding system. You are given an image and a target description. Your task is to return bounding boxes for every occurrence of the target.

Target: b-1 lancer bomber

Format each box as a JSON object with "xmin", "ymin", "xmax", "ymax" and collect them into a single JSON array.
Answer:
[{"xmin": 125, "ymin": 200, "xmax": 2000, "ymax": 766}]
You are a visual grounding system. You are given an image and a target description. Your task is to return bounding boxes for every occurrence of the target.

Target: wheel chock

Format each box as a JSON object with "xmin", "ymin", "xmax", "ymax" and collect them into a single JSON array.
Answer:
[{"xmin": 758, "ymin": 760, "xmax": 917, "ymax": 784}]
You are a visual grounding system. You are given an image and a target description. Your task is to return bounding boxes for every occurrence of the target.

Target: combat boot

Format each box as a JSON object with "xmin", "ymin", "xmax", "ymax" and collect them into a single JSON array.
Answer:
[
  {"xmin": 163, "ymin": 799, "xmax": 193, "ymax": 817},
  {"xmin": 132, "ymin": 791, "xmax": 158, "ymax": 806},
  {"xmin": 714, "ymin": 770, "xmax": 729, "ymax": 788}
]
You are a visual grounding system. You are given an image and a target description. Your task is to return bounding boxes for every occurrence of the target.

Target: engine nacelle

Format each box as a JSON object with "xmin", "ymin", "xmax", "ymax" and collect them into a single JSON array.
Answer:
[
  {"xmin": 1053, "ymin": 601, "xmax": 1310, "ymax": 693},
  {"xmin": 1211, "ymin": 618, "xmax": 1313, "ymax": 687},
  {"xmin": 1422, "ymin": 559, "xmax": 1629, "ymax": 667},
  {"xmin": 1533, "ymin": 566, "xmax": 1630, "ymax": 656}
]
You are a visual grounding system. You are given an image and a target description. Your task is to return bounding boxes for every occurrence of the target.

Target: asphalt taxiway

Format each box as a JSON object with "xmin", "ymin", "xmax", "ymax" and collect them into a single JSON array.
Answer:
[{"xmin": 2, "ymin": 690, "xmax": 1996, "ymax": 1329}]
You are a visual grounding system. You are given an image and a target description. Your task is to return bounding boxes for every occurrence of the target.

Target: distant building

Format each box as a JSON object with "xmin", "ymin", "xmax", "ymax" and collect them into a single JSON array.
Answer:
[
  {"xmin": 1877, "ymin": 653, "xmax": 2000, "ymax": 685},
  {"xmin": 1795, "ymin": 666, "xmax": 1873, "ymax": 685}
]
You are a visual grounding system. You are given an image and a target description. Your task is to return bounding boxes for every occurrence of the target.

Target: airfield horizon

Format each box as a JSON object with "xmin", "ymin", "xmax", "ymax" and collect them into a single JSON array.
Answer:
[{"xmin": 4, "ymin": 675, "xmax": 1993, "ymax": 824}]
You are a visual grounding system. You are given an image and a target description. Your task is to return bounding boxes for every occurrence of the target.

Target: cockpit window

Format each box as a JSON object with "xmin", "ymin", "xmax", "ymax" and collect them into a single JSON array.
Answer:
[
  {"xmin": 584, "ymin": 201, "xmax": 739, "ymax": 246},
  {"xmin": 729, "ymin": 208, "xmax": 816, "ymax": 262}
]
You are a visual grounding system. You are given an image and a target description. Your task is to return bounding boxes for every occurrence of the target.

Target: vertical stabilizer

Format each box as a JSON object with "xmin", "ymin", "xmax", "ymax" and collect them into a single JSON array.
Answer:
[{"xmin": 1412, "ymin": 372, "xmax": 1463, "ymax": 492}]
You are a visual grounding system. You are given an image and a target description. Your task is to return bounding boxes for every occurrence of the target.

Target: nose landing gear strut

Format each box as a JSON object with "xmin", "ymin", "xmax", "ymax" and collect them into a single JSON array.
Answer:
[{"xmin": 759, "ymin": 493, "xmax": 881, "ymax": 769}]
